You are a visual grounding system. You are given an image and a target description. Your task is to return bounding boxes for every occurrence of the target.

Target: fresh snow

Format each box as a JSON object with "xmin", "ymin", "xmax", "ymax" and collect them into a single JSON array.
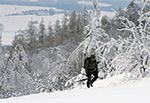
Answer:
[{"xmin": 1, "ymin": 74, "xmax": 150, "ymax": 103}]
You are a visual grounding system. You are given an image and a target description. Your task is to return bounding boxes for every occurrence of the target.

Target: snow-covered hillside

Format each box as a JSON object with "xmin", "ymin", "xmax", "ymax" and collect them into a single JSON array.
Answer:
[{"xmin": 1, "ymin": 74, "xmax": 150, "ymax": 103}]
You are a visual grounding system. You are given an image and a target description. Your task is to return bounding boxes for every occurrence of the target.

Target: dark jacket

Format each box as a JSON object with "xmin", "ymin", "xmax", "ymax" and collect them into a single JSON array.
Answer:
[{"xmin": 83, "ymin": 57, "xmax": 98, "ymax": 74}]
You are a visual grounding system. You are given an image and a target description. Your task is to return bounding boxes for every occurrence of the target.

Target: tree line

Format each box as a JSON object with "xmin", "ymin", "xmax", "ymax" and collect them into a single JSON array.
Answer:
[{"xmin": 13, "ymin": 9, "xmax": 89, "ymax": 54}]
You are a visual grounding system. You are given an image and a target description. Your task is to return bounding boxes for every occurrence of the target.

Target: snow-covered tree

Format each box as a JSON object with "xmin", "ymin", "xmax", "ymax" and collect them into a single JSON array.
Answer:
[
  {"xmin": 68, "ymin": 10, "xmax": 78, "ymax": 34},
  {"xmin": 27, "ymin": 19, "xmax": 38, "ymax": 44},
  {"xmin": 47, "ymin": 21, "xmax": 53, "ymax": 37},
  {"xmin": 0, "ymin": 44, "xmax": 39, "ymax": 98},
  {"xmin": 81, "ymin": 5, "xmax": 90, "ymax": 27},
  {"xmin": 61, "ymin": 13, "xmax": 68, "ymax": 33},
  {"xmin": 65, "ymin": 1, "xmax": 110, "ymax": 88},
  {"xmin": 54, "ymin": 19, "xmax": 61, "ymax": 33},
  {"xmin": 111, "ymin": 0, "xmax": 150, "ymax": 79},
  {"xmin": 65, "ymin": 0, "xmax": 150, "ymax": 88}
]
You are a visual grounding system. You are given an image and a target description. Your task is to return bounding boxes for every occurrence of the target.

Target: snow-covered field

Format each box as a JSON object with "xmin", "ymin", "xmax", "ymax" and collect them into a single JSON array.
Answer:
[
  {"xmin": 78, "ymin": 1, "xmax": 112, "ymax": 7},
  {"xmin": 0, "ymin": 4, "xmax": 65, "ymax": 45},
  {"xmin": 0, "ymin": 14, "xmax": 64, "ymax": 45},
  {"xmin": 0, "ymin": 4, "xmax": 115, "ymax": 45},
  {"xmin": 0, "ymin": 4, "xmax": 63, "ymax": 16},
  {"xmin": 1, "ymin": 74, "xmax": 150, "ymax": 103}
]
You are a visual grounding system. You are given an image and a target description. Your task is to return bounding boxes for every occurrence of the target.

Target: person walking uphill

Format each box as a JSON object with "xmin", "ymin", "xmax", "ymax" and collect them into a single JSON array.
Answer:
[{"xmin": 83, "ymin": 55, "xmax": 99, "ymax": 88}]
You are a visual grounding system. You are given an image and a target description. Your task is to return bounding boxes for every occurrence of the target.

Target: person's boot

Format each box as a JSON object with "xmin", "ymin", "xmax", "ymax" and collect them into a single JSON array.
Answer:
[
  {"xmin": 90, "ymin": 82, "xmax": 93, "ymax": 87},
  {"xmin": 90, "ymin": 79, "xmax": 96, "ymax": 87},
  {"xmin": 87, "ymin": 80, "xmax": 90, "ymax": 88}
]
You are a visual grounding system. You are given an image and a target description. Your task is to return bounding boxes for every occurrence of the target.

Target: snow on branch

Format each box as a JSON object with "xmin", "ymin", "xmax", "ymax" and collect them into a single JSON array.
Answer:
[
  {"xmin": 118, "ymin": 0, "xmax": 150, "ymax": 40},
  {"xmin": 118, "ymin": 16, "xmax": 137, "ymax": 39}
]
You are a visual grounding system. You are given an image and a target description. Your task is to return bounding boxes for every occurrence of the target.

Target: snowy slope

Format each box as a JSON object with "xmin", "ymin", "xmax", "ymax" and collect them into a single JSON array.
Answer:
[{"xmin": 1, "ymin": 74, "xmax": 150, "ymax": 103}]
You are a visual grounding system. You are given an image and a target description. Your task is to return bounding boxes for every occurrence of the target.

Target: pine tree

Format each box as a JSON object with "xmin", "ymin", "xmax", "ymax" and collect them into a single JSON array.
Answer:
[
  {"xmin": 54, "ymin": 19, "xmax": 61, "ymax": 33},
  {"xmin": 61, "ymin": 13, "xmax": 68, "ymax": 34},
  {"xmin": 39, "ymin": 18, "xmax": 46, "ymax": 43},
  {"xmin": 47, "ymin": 21, "xmax": 53, "ymax": 37},
  {"xmin": 26, "ymin": 19, "xmax": 38, "ymax": 52},
  {"xmin": 68, "ymin": 10, "xmax": 77, "ymax": 34},
  {"xmin": 46, "ymin": 21, "xmax": 54, "ymax": 47},
  {"xmin": 60, "ymin": 13, "xmax": 70, "ymax": 41},
  {"xmin": 27, "ymin": 19, "xmax": 38, "ymax": 44}
]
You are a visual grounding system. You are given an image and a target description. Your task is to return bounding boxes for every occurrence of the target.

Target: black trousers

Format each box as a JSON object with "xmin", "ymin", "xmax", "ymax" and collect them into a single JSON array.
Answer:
[{"xmin": 86, "ymin": 71, "xmax": 98, "ymax": 88}]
